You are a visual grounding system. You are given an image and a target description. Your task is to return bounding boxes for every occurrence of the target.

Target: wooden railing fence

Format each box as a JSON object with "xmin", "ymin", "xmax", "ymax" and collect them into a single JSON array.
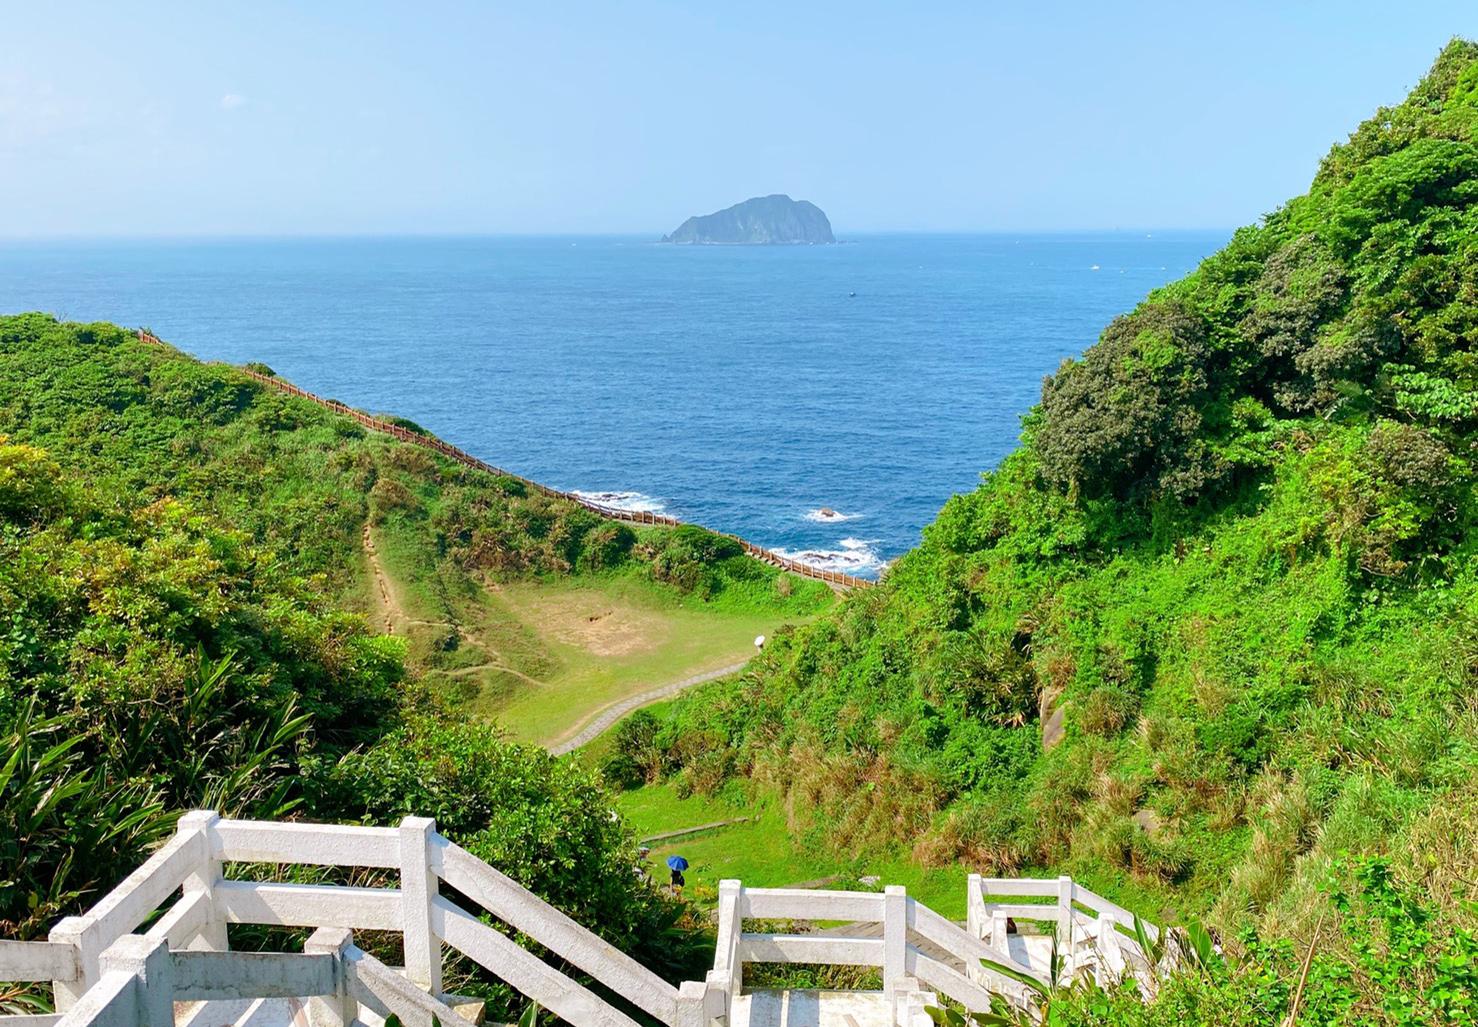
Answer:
[{"xmin": 135, "ymin": 330, "xmax": 875, "ymax": 591}]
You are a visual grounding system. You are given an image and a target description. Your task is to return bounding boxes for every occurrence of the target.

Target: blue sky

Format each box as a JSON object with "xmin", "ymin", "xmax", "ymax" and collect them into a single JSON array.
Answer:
[{"xmin": 4, "ymin": 2, "xmax": 1475, "ymax": 236}]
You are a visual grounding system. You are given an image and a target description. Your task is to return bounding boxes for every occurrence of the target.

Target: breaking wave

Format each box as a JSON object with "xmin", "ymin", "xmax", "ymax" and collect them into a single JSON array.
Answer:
[
  {"xmin": 803, "ymin": 507, "xmax": 862, "ymax": 523},
  {"xmin": 570, "ymin": 490, "xmax": 669, "ymax": 515},
  {"xmin": 773, "ymin": 537, "xmax": 886, "ymax": 577}
]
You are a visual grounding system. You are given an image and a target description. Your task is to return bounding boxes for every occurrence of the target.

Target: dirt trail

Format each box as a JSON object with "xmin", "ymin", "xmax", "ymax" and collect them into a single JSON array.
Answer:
[
  {"xmin": 363, "ymin": 523, "xmax": 402, "ymax": 633},
  {"xmin": 363, "ymin": 522, "xmax": 548, "ymax": 682},
  {"xmin": 548, "ymin": 659, "xmax": 750, "ymax": 756}
]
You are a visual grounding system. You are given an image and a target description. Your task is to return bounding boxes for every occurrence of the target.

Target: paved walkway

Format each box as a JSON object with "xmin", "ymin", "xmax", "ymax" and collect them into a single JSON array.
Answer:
[{"xmin": 548, "ymin": 659, "xmax": 750, "ymax": 755}]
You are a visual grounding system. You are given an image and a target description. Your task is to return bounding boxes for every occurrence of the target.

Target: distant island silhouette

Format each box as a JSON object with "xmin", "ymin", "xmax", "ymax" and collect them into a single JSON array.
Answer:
[{"xmin": 663, "ymin": 194, "xmax": 835, "ymax": 245}]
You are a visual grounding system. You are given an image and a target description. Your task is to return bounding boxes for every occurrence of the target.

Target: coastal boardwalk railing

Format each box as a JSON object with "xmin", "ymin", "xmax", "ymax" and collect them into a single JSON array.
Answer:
[
  {"xmin": 135, "ymin": 329, "xmax": 875, "ymax": 592},
  {"xmin": 0, "ymin": 814, "xmax": 1168, "ymax": 1027}
]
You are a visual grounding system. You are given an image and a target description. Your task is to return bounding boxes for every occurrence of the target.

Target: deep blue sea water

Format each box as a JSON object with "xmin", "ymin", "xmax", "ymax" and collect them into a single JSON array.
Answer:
[{"xmin": 0, "ymin": 232, "xmax": 1226, "ymax": 576}]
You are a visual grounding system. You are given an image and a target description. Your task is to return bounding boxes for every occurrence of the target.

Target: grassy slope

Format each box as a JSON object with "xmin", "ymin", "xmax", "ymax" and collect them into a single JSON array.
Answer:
[
  {"xmin": 0, "ymin": 315, "xmax": 833, "ymax": 742},
  {"xmin": 643, "ymin": 40, "xmax": 1478, "ymax": 944},
  {"xmin": 614, "ymin": 782, "xmax": 969, "ymax": 917}
]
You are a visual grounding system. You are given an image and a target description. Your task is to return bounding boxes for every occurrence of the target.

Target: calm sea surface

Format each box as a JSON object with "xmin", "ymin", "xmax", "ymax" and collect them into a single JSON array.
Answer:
[{"xmin": 0, "ymin": 232, "xmax": 1225, "ymax": 576}]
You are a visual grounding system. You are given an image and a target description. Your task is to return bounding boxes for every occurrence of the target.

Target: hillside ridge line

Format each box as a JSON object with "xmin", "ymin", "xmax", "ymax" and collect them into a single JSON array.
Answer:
[{"xmin": 134, "ymin": 329, "xmax": 873, "ymax": 591}]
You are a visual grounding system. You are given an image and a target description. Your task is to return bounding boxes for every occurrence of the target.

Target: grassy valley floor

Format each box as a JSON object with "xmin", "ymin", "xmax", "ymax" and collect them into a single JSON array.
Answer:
[{"xmin": 353, "ymin": 516, "xmax": 824, "ymax": 745}]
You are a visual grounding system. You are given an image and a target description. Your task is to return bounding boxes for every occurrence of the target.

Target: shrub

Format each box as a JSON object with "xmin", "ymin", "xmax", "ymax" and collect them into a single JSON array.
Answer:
[
  {"xmin": 316, "ymin": 716, "xmax": 696, "ymax": 972},
  {"xmin": 1077, "ymin": 686, "xmax": 1139, "ymax": 737},
  {"xmin": 370, "ymin": 476, "xmax": 420, "ymax": 519},
  {"xmin": 1034, "ymin": 302, "xmax": 1222, "ymax": 501},
  {"xmin": 601, "ymin": 709, "xmax": 664, "ymax": 789},
  {"xmin": 649, "ymin": 525, "xmax": 745, "ymax": 595},
  {"xmin": 1366, "ymin": 421, "xmax": 1453, "ymax": 489}
]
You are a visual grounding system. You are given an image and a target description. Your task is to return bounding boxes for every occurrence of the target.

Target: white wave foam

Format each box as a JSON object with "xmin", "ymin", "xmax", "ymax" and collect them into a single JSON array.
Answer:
[
  {"xmin": 773, "ymin": 537, "xmax": 886, "ymax": 577},
  {"xmin": 803, "ymin": 507, "xmax": 861, "ymax": 523},
  {"xmin": 570, "ymin": 489, "xmax": 668, "ymax": 515}
]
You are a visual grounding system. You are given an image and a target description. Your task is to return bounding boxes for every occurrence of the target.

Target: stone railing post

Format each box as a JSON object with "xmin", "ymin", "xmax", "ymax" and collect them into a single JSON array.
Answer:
[
  {"xmin": 890, "ymin": 978, "xmax": 922, "ymax": 1027},
  {"xmin": 306, "ymin": 926, "xmax": 357, "ymax": 1027},
  {"xmin": 965, "ymin": 873, "xmax": 984, "ymax": 983},
  {"xmin": 1056, "ymin": 875, "xmax": 1074, "ymax": 960},
  {"xmin": 676, "ymin": 979, "xmax": 709, "ymax": 1027},
  {"xmin": 990, "ymin": 911, "xmax": 1008, "ymax": 953},
  {"xmin": 178, "ymin": 810, "xmax": 227, "ymax": 950},
  {"xmin": 712, "ymin": 878, "xmax": 743, "ymax": 1022},
  {"xmin": 399, "ymin": 815, "xmax": 441, "ymax": 1018},
  {"xmin": 883, "ymin": 886, "xmax": 908, "ymax": 1008},
  {"xmin": 1095, "ymin": 912, "xmax": 1121, "ymax": 984},
  {"xmin": 99, "ymin": 934, "xmax": 172, "ymax": 1026},
  {"xmin": 48, "ymin": 915, "xmax": 99, "ymax": 1011}
]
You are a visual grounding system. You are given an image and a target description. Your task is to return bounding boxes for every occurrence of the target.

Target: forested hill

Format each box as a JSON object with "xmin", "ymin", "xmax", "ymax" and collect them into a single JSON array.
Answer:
[{"xmin": 643, "ymin": 39, "xmax": 1478, "ymax": 1013}]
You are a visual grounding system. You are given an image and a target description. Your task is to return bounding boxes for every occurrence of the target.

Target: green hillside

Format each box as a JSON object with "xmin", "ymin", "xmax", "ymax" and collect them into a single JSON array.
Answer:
[
  {"xmin": 0, "ymin": 316, "xmax": 831, "ymax": 741},
  {"xmin": 0, "ymin": 315, "xmax": 814, "ymax": 1011},
  {"xmin": 629, "ymin": 41, "xmax": 1478, "ymax": 1023}
]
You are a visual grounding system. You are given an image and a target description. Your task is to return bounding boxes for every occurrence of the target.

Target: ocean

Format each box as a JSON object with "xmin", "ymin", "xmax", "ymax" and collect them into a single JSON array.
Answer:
[{"xmin": 0, "ymin": 232, "xmax": 1226, "ymax": 577}]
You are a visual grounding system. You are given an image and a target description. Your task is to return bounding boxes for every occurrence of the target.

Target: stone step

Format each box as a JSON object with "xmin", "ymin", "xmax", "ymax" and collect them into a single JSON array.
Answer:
[
  {"xmin": 731, "ymin": 989, "xmax": 938, "ymax": 1027},
  {"xmin": 174, "ymin": 997, "xmax": 302, "ymax": 1026},
  {"xmin": 174, "ymin": 990, "xmax": 485, "ymax": 1026}
]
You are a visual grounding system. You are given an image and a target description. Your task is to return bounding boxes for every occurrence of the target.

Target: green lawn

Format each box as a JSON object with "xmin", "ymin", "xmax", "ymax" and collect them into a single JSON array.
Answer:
[
  {"xmin": 614, "ymin": 781, "xmax": 971, "ymax": 918},
  {"xmin": 484, "ymin": 576, "xmax": 803, "ymax": 746},
  {"xmin": 355, "ymin": 516, "xmax": 826, "ymax": 746}
]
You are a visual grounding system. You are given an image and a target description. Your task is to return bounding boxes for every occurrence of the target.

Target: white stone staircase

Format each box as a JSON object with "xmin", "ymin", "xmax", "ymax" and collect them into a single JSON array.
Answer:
[
  {"xmin": 731, "ymin": 990, "xmax": 937, "ymax": 1027},
  {"xmin": 0, "ymin": 815, "xmax": 1165, "ymax": 1027}
]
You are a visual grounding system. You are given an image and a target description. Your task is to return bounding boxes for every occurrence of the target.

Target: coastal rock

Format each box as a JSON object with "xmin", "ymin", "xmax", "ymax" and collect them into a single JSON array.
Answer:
[{"xmin": 663, "ymin": 194, "xmax": 835, "ymax": 245}]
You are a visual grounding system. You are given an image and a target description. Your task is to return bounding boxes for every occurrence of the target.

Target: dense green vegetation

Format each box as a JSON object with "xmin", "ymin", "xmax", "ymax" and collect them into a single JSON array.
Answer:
[
  {"xmin": 0, "ymin": 315, "xmax": 831, "ymax": 1008},
  {"xmin": 7, "ymin": 38, "xmax": 1478, "ymax": 1027},
  {"xmin": 0, "ymin": 313, "xmax": 826, "ymax": 736},
  {"xmin": 628, "ymin": 41, "xmax": 1478, "ymax": 1022},
  {"xmin": 0, "ymin": 430, "xmax": 708, "ymax": 1007},
  {"xmin": 0, "ymin": 312, "xmax": 828, "ymax": 608}
]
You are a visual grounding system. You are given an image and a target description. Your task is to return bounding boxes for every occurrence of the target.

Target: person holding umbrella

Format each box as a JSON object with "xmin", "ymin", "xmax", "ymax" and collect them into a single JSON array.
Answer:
[{"xmin": 667, "ymin": 855, "xmax": 689, "ymax": 895}]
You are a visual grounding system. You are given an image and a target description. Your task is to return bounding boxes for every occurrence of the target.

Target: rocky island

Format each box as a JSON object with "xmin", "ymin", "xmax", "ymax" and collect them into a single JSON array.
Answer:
[{"xmin": 663, "ymin": 194, "xmax": 835, "ymax": 245}]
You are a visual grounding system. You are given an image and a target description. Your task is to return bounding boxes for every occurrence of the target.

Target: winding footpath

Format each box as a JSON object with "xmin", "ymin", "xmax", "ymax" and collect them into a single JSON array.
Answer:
[{"xmin": 549, "ymin": 659, "xmax": 750, "ymax": 755}]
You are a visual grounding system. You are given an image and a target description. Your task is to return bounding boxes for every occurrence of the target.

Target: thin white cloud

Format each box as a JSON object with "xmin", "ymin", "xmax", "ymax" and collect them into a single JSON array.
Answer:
[{"xmin": 219, "ymin": 93, "xmax": 246, "ymax": 111}]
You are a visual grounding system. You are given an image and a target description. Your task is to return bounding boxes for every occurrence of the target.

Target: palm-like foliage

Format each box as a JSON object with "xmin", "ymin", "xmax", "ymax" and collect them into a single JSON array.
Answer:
[
  {"xmin": 0, "ymin": 697, "xmax": 166, "ymax": 938},
  {"xmin": 0, "ymin": 652, "xmax": 311, "ymax": 939}
]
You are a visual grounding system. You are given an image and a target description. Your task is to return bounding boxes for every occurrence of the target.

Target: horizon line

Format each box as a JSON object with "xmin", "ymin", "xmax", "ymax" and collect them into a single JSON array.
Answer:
[{"xmin": 0, "ymin": 226, "xmax": 1237, "ymax": 244}]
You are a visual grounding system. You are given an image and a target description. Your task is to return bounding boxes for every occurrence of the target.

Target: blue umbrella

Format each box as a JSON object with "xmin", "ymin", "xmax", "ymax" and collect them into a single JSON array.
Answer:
[{"xmin": 666, "ymin": 855, "xmax": 689, "ymax": 871}]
